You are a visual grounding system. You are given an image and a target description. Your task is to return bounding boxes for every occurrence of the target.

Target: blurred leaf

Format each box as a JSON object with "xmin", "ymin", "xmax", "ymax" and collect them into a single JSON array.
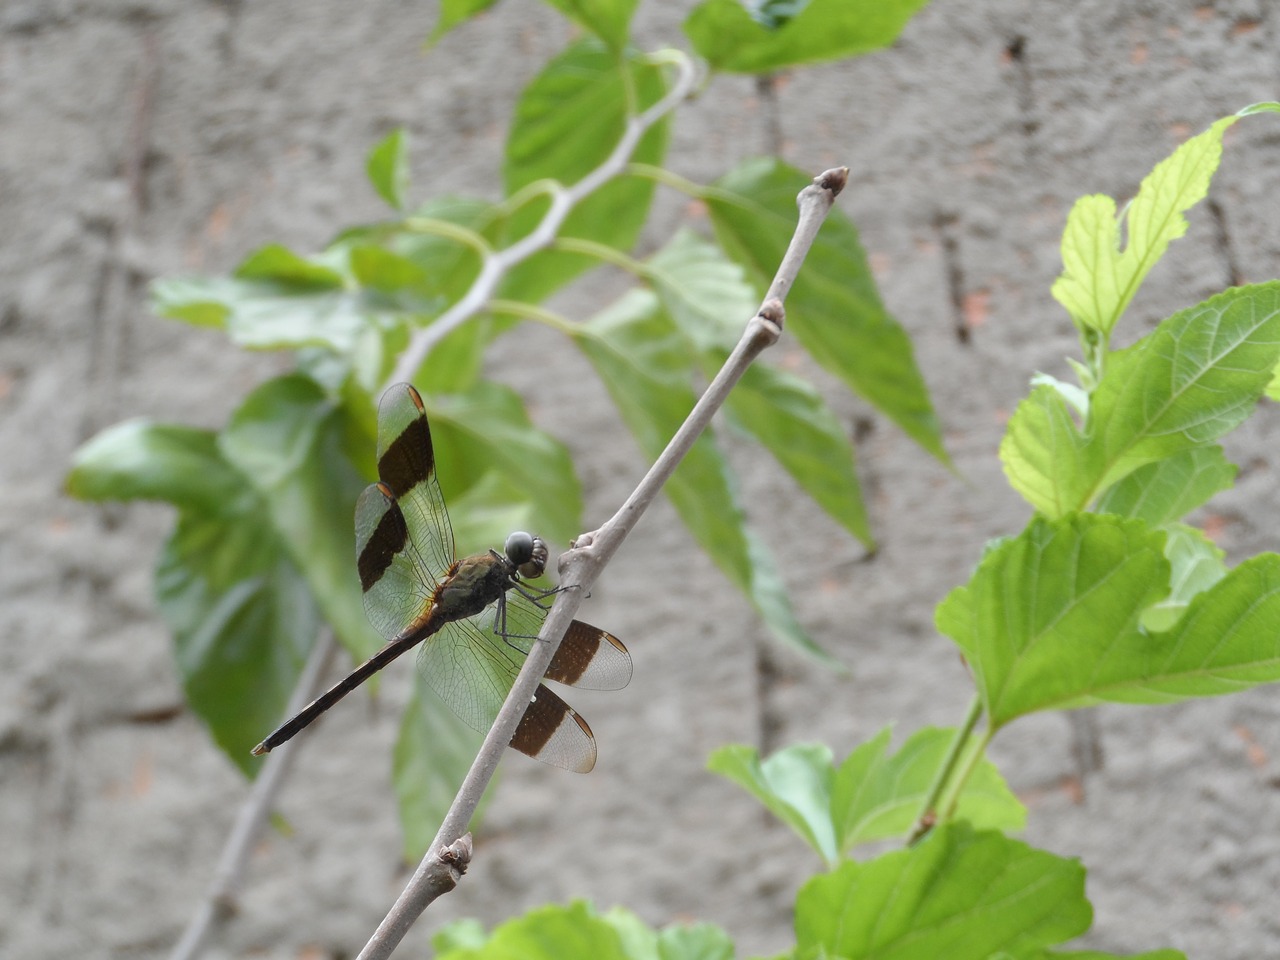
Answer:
[
  {"xmin": 393, "ymin": 676, "xmax": 486, "ymax": 859},
  {"xmin": 1051, "ymin": 107, "xmax": 1280, "ymax": 340},
  {"xmin": 708, "ymin": 743, "xmax": 837, "ymax": 865},
  {"xmin": 685, "ymin": 0, "xmax": 931, "ymax": 73},
  {"xmin": 656, "ymin": 923, "xmax": 735, "ymax": 960},
  {"xmin": 543, "ymin": 0, "xmax": 637, "ymax": 50},
  {"xmin": 649, "ymin": 229, "xmax": 872, "ymax": 546},
  {"xmin": 576, "ymin": 289, "xmax": 829, "ymax": 662},
  {"xmin": 427, "ymin": 382, "xmax": 584, "ymax": 547},
  {"xmin": 367, "ymin": 127, "xmax": 410, "ymax": 210},
  {"xmin": 235, "ymin": 243, "xmax": 345, "ymax": 288},
  {"xmin": 436, "ymin": 902, "xmax": 628, "ymax": 960},
  {"xmin": 350, "ymin": 245, "xmax": 430, "ymax": 293},
  {"xmin": 831, "ymin": 727, "xmax": 1025, "ymax": 853},
  {"xmin": 500, "ymin": 39, "xmax": 669, "ymax": 304},
  {"xmin": 67, "ymin": 421, "xmax": 247, "ymax": 515},
  {"xmin": 1139, "ymin": 524, "xmax": 1226, "ymax": 633},
  {"xmin": 1095, "ymin": 446, "xmax": 1236, "ymax": 526},
  {"xmin": 707, "ymin": 158, "xmax": 947, "ymax": 463},
  {"xmin": 433, "ymin": 918, "xmax": 490, "ymax": 954},
  {"xmin": 794, "ymin": 825, "xmax": 1090, "ymax": 959},
  {"xmin": 428, "ymin": 0, "xmax": 500, "ymax": 46},
  {"xmin": 158, "ymin": 507, "xmax": 319, "ymax": 775},
  {"xmin": 1032, "ymin": 951, "xmax": 1185, "ymax": 960},
  {"xmin": 220, "ymin": 375, "xmax": 384, "ymax": 662}
]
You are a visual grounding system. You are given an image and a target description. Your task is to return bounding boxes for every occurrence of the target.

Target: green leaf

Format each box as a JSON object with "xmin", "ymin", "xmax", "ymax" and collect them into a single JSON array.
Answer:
[
  {"xmin": 542, "ymin": 0, "xmax": 637, "ymax": 50},
  {"xmin": 648, "ymin": 229, "xmax": 872, "ymax": 546},
  {"xmin": 150, "ymin": 276, "xmax": 232, "ymax": 329},
  {"xmin": 831, "ymin": 726, "xmax": 1025, "ymax": 853},
  {"xmin": 393, "ymin": 677, "xmax": 485, "ymax": 859},
  {"xmin": 433, "ymin": 918, "xmax": 490, "ymax": 954},
  {"xmin": 428, "ymin": 0, "xmax": 500, "ymax": 46},
  {"xmin": 438, "ymin": 902, "xmax": 628, "ymax": 960},
  {"xmin": 707, "ymin": 743, "xmax": 837, "ymax": 865},
  {"xmin": 1051, "ymin": 107, "xmax": 1278, "ymax": 341},
  {"xmin": 426, "ymin": 381, "xmax": 583, "ymax": 548},
  {"xmin": 1095, "ymin": 446, "xmax": 1236, "ymax": 526},
  {"xmin": 940, "ymin": 513, "xmax": 1280, "ymax": 723},
  {"xmin": 235, "ymin": 243, "xmax": 345, "ymax": 289},
  {"xmin": 220, "ymin": 375, "xmax": 384, "ymax": 663},
  {"xmin": 157, "ymin": 498, "xmax": 319, "ymax": 775},
  {"xmin": 1139, "ymin": 524, "xmax": 1227, "ymax": 633},
  {"xmin": 67, "ymin": 421, "xmax": 247, "ymax": 515},
  {"xmin": 349, "ymin": 245, "xmax": 430, "ymax": 293},
  {"xmin": 707, "ymin": 158, "xmax": 946, "ymax": 463},
  {"xmin": 656, "ymin": 923, "xmax": 735, "ymax": 960},
  {"xmin": 794, "ymin": 825, "xmax": 1090, "ymax": 959},
  {"xmin": 367, "ymin": 127, "xmax": 409, "ymax": 210},
  {"xmin": 500, "ymin": 39, "xmax": 669, "ymax": 304},
  {"xmin": 936, "ymin": 514, "xmax": 1169, "ymax": 729},
  {"xmin": 1034, "ymin": 951, "xmax": 1185, "ymax": 960},
  {"xmin": 685, "ymin": 0, "xmax": 931, "ymax": 73},
  {"xmin": 1090, "ymin": 283, "xmax": 1280, "ymax": 488},
  {"xmin": 576, "ymin": 290, "xmax": 829, "ymax": 662},
  {"xmin": 1003, "ymin": 284, "xmax": 1280, "ymax": 516},
  {"xmin": 999, "ymin": 384, "xmax": 1098, "ymax": 518}
]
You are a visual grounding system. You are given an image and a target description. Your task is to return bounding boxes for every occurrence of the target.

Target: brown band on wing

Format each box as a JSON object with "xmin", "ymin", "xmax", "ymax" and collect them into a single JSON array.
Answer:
[
  {"xmin": 544, "ymin": 621, "xmax": 603, "ymax": 685},
  {"xmin": 357, "ymin": 489, "xmax": 409, "ymax": 592},
  {"xmin": 378, "ymin": 407, "xmax": 434, "ymax": 499},
  {"xmin": 509, "ymin": 684, "xmax": 594, "ymax": 772}
]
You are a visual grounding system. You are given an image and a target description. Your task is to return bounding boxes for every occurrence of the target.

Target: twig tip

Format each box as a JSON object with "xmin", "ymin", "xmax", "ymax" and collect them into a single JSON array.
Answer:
[{"xmin": 816, "ymin": 166, "xmax": 849, "ymax": 197}]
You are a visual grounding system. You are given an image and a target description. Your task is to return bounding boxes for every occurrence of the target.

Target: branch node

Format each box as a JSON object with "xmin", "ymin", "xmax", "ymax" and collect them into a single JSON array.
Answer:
[
  {"xmin": 438, "ymin": 834, "xmax": 473, "ymax": 879},
  {"xmin": 758, "ymin": 298, "xmax": 785, "ymax": 336}
]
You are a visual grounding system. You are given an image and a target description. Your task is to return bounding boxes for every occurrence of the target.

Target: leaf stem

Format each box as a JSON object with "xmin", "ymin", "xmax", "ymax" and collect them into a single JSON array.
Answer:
[{"xmin": 907, "ymin": 694, "xmax": 983, "ymax": 845}]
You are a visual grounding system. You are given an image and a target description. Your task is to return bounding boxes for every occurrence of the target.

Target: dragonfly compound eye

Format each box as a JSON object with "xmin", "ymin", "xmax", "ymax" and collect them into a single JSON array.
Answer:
[{"xmin": 505, "ymin": 531, "xmax": 548, "ymax": 579}]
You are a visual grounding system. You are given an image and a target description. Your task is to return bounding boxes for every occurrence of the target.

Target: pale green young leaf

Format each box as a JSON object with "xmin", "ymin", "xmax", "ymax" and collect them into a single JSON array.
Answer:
[
  {"xmin": 1052, "ymin": 112, "xmax": 1239, "ymax": 338},
  {"xmin": 999, "ymin": 384, "xmax": 1098, "ymax": 518},
  {"xmin": 831, "ymin": 726, "xmax": 1025, "ymax": 853},
  {"xmin": 794, "ymin": 825, "xmax": 1090, "ymax": 959},
  {"xmin": 685, "ymin": 0, "xmax": 931, "ymax": 73},
  {"xmin": 936, "ymin": 514, "xmax": 1169, "ymax": 728},
  {"xmin": 707, "ymin": 158, "xmax": 946, "ymax": 463},
  {"xmin": 656, "ymin": 922, "xmax": 735, "ymax": 960},
  {"xmin": 436, "ymin": 902, "xmax": 629, "ymax": 960},
  {"xmin": 1139, "ymin": 524, "xmax": 1226, "ymax": 633},
  {"xmin": 366, "ymin": 127, "xmax": 409, "ymax": 210},
  {"xmin": 1095, "ymin": 446, "xmax": 1236, "ymax": 526},
  {"xmin": 707, "ymin": 743, "xmax": 837, "ymax": 866}
]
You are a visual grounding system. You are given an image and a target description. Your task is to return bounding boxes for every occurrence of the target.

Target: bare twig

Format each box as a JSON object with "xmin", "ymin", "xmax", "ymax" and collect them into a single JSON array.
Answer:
[
  {"xmin": 356, "ymin": 166, "xmax": 849, "ymax": 960},
  {"xmin": 168, "ymin": 632, "xmax": 339, "ymax": 960}
]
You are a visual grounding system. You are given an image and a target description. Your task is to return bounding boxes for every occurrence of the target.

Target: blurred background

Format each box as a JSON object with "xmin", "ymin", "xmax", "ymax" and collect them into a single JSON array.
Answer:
[{"xmin": 3, "ymin": 1, "xmax": 1280, "ymax": 957}]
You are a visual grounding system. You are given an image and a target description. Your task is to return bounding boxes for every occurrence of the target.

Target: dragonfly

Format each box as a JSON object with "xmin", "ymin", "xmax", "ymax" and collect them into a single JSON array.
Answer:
[{"xmin": 251, "ymin": 382, "xmax": 631, "ymax": 772}]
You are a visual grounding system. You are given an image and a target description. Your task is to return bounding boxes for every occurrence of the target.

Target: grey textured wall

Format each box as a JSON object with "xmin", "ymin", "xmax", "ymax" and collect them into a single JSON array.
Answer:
[{"xmin": 3, "ymin": 1, "xmax": 1280, "ymax": 958}]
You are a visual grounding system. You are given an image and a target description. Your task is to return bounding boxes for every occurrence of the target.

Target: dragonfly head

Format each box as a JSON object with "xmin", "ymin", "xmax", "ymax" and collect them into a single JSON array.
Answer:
[{"xmin": 505, "ymin": 531, "xmax": 549, "ymax": 580}]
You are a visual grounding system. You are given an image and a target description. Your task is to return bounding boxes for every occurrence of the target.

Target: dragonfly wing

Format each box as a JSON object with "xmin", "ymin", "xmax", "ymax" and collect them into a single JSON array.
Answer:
[
  {"xmin": 375, "ymin": 383, "xmax": 455, "ymax": 582},
  {"xmin": 494, "ymin": 587, "xmax": 633, "ymax": 692},
  {"xmin": 417, "ymin": 604, "xmax": 597, "ymax": 772}
]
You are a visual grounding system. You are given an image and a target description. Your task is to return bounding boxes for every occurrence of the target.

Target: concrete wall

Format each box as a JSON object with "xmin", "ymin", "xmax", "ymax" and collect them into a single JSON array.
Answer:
[{"xmin": 3, "ymin": 1, "xmax": 1280, "ymax": 957}]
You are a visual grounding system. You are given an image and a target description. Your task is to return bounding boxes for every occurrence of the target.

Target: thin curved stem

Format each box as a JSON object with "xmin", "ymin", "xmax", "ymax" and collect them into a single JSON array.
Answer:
[{"xmin": 907, "ymin": 694, "xmax": 983, "ymax": 845}]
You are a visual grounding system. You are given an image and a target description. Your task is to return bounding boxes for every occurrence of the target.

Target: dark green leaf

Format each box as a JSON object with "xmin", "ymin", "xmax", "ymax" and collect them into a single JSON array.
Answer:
[
  {"xmin": 220, "ymin": 375, "xmax": 383, "ymax": 662},
  {"xmin": 500, "ymin": 39, "xmax": 669, "ymax": 304},
  {"xmin": 542, "ymin": 0, "xmax": 637, "ymax": 50},
  {"xmin": 576, "ymin": 290, "xmax": 828, "ymax": 661},
  {"xmin": 367, "ymin": 127, "xmax": 410, "ymax": 210},
  {"xmin": 708, "ymin": 158, "xmax": 946, "ymax": 463},
  {"xmin": 685, "ymin": 0, "xmax": 931, "ymax": 73},
  {"xmin": 393, "ymin": 677, "xmax": 485, "ymax": 859},
  {"xmin": 158, "ymin": 503, "xmax": 319, "ymax": 776},
  {"xmin": 67, "ymin": 421, "xmax": 247, "ymax": 515},
  {"xmin": 831, "ymin": 726, "xmax": 1025, "ymax": 853},
  {"xmin": 795, "ymin": 825, "xmax": 1090, "ymax": 959},
  {"xmin": 235, "ymin": 243, "xmax": 345, "ymax": 289},
  {"xmin": 708, "ymin": 743, "xmax": 837, "ymax": 865}
]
